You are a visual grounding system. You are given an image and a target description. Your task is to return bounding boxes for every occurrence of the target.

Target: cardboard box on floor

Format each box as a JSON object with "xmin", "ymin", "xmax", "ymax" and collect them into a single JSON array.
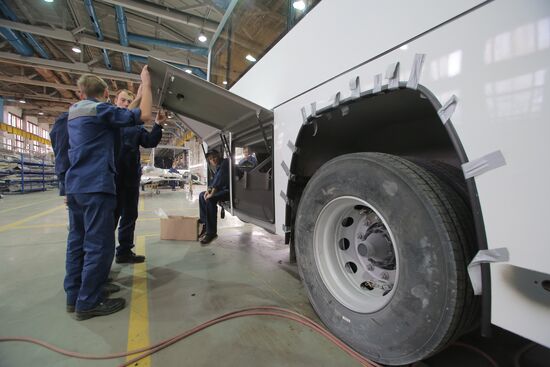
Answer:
[{"xmin": 160, "ymin": 216, "xmax": 199, "ymax": 241}]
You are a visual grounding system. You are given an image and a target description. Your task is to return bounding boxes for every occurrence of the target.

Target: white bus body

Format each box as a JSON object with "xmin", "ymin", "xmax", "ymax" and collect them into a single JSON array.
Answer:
[{"xmin": 154, "ymin": 0, "xmax": 550, "ymax": 364}]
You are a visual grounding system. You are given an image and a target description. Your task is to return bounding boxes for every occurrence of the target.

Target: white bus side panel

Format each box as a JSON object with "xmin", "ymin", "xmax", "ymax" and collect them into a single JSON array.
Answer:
[
  {"xmin": 232, "ymin": 0, "xmax": 550, "ymax": 346},
  {"xmin": 231, "ymin": 0, "xmax": 486, "ymax": 109}
]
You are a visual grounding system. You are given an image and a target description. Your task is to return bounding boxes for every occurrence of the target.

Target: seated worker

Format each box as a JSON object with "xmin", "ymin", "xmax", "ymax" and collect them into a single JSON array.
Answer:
[
  {"xmin": 238, "ymin": 146, "xmax": 257, "ymax": 169},
  {"xmin": 168, "ymin": 162, "xmax": 179, "ymax": 191},
  {"xmin": 236, "ymin": 146, "xmax": 257, "ymax": 179},
  {"xmin": 49, "ymin": 112, "xmax": 69, "ymax": 196},
  {"xmin": 113, "ymin": 88, "xmax": 164, "ymax": 264},
  {"xmin": 64, "ymin": 67, "xmax": 152, "ymax": 320},
  {"xmin": 198, "ymin": 149, "xmax": 229, "ymax": 245}
]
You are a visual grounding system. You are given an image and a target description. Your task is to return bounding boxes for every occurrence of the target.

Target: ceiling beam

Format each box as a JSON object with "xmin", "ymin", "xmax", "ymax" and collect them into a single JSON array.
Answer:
[
  {"xmin": 175, "ymin": 3, "xmax": 209, "ymax": 12},
  {"xmin": 0, "ymin": 75, "xmax": 121, "ymax": 96},
  {"xmin": 3, "ymin": 102, "xmax": 70, "ymax": 113},
  {"xmin": 0, "ymin": 74, "xmax": 80, "ymax": 91},
  {"xmin": 0, "ymin": 90, "xmax": 76, "ymax": 104},
  {"xmin": 0, "ymin": 51, "xmax": 141, "ymax": 83},
  {"xmin": 97, "ymin": 0, "xmax": 219, "ymax": 32},
  {"xmin": 44, "ymin": 38, "xmax": 76, "ymax": 63},
  {"xmin": 0, "ymin": 19, "xmax": 207, "ymax": 68}
]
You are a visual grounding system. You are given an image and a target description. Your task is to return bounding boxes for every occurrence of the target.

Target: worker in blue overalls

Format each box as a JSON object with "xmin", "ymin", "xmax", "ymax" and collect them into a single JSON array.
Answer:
[
  {"xmin": 198, "ymin": 149, "xmax": 229, "ymax": 245},
  {"xmin": 113, "ymin": 88, "xmax": 164, "ymax": 263},
  {"xmin": 64, "ymin": 68, "xmax": 152, "ymax": 320},
  {"xmin": 49, "ymin": 112, "xmax": 69, "ymax": 196}
]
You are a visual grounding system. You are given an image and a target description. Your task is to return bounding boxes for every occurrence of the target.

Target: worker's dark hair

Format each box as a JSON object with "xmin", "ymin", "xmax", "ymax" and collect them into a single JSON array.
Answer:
[
  {"xmin": 205, "ymin": 149, "xmax": 221, "ymax": 160},
  {"xmin": 77, "ymin": 74, "xmax": 108, "ymax": 98}
]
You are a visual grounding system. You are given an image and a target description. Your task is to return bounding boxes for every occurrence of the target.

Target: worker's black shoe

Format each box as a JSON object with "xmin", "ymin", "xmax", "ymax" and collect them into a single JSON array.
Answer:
[
  {"xmin": 75, "ymin": 298, "xmax": 126, "ymax": 320},
  {"xmin": 198, "ymin": 225, "xmax": 206, "ymax": 239},
  {"xmin": 66, "ymin": 283, "xmax": 121, "ymax": 313},
  {"xmin": 116, "ymin": 251, "xmax": 145, "ymax": 264},
  {"xmin": 103, "ymin": 283, "xmax": 121, "ymax": 294},
  {"xmin": 200, "ymin": 233, "xmax": 217, "ymax": 245}
]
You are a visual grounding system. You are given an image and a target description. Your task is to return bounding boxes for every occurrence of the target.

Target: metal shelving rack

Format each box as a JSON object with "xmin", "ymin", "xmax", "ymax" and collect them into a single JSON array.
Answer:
[{"xmin": 0, "ymin": 153, "xmax": 57, "ymax": 194}]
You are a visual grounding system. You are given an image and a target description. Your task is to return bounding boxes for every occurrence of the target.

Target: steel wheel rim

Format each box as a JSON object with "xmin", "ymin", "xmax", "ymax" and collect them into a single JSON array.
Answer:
[{"xmin": 313, "ymin": 196, "xmax": 399, "ymax": 313}]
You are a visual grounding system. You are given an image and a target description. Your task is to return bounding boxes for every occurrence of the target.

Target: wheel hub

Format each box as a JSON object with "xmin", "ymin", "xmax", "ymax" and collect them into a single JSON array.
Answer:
[{"xmin": 313, "ymin": 196, "xmax": 399, "ymax": 313}]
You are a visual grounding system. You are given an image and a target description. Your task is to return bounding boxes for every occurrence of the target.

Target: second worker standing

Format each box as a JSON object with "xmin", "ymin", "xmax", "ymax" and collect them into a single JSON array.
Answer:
[{"xmin": 113, "ymin": 88, "xmax": 164, "ymax": 264}]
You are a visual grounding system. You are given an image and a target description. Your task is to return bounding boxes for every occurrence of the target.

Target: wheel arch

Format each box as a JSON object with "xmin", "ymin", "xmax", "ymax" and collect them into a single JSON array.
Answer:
[{"xmin": 284, "ymin": 83, "xmax": 491, "ymax": 333}]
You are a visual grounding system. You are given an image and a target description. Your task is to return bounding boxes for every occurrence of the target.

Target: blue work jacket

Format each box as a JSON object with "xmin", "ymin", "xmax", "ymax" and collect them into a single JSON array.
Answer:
[
  {"xmin": 65, "ymin": 99, "xmax": 142, "ymax": 195},
  {"xmin": 117, "ymin": 124, "xmax": 163, "ymax": 187},
  {"xmin": 49, "ymin": 112, "xmax": 69, "ymax": 195},
  {"xmin": 238, "ymin": 155, "xmax": 257, "ymax": 168},
  {"xmin": 209, "ymin": 158, "xmax": 230, "ymax": 192}
]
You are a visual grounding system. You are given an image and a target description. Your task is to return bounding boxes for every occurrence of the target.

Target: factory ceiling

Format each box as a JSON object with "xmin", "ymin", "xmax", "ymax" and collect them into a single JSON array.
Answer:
[{"xmin": 0, "ymin": 0, "xmax": 230, "ymax": 126}]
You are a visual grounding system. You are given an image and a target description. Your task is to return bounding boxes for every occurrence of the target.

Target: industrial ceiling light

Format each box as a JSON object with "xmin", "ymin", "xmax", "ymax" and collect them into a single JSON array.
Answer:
[
  {"xmin": 38, "ymin": 112, "xmax": 45, "ymax": 115},
  {"xmin": 71, "ymin": 46, "xmax": 82, "ymax": 53},
  {"xmin": 185, "ymin": 69, "xmax": 192, "ymax": 74},
  {"xmin": 19, "ymin": 99, "xmax": 26, "ymax": 104},
  {"xmin": 293, "ymin": 1, "xmax": 306, "ymax": 11},
  {"xmin": 198, "ymin": 33, "xmax": 207, "ymax": 43},
  {"xmin": 245, "ymin": 54, "xmax": 257, "ymax": 62},
  {"xmin": 44, "ymin": 0, "xmax": 54, "ymax": 3},
  {"xmin": 222, "ymin": 80, "xmax": 228, "ymax": 85}
]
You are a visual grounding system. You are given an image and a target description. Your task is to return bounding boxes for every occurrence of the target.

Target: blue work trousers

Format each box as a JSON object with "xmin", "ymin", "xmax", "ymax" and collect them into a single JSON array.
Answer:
[
  {"xmin": 199, "ymin": 190, "xmax": 229, "ymax": 235},
  {"xmin": 64, "ymin": 193, "xmax": 116, "ymax": 311},
  {"xmin": 114, "ymin": 185, "xmax": 140, "ymax": 256}
]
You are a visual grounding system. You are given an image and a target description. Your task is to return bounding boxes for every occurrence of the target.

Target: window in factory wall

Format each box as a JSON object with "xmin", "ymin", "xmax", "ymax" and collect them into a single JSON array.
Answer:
[
  {"xmin": 3, "ymin": 113, "xmax": 50, "ymax": 153},
  {"xmin": 14, "ymin": 135, "xmax": 24, "ymax": 153},
  {"xmin": 8, "ymin": 112, "xmax": 24, "ymax": 129},
  {"xmin": 28, "ymin": 122, "xmax": 38, "ymax": 136}
]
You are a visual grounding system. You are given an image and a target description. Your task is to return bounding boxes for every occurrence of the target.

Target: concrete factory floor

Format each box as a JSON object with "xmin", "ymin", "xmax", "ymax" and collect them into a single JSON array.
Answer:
[{"xmin": 0, "ymin": 188, "xmax": 548, "ymax": 367}]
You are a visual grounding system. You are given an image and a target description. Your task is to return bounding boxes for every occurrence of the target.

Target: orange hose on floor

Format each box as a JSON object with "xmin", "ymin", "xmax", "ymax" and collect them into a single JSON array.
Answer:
[{"xmin": 0, "ymin": 306, "xmax": 381, "ymax": 367}]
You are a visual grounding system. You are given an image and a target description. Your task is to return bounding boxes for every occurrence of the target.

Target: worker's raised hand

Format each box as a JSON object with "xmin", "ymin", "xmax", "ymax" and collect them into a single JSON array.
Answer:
[
  {"xmin": 155, "ymin": 109, "xmax": 167, "ymax": 125},
  {"xmin": 136, "ymin": 84, "xmax": 143, "ymax": 98},
  {"xmin": 140, "ymin": 65, "xmax": 151, "ymax": 86}
]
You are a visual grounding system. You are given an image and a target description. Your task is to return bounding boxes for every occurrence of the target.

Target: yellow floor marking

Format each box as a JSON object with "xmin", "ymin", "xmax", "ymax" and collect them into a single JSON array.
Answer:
[
  {"xmin": 139, "ymin": 197, "xmax": 145, "ymax": 212},
  {"xmin": 0, "ymin": 197, "xmax": 59, "ymax": 214},
  {"xmin": 0, "ymin": 205, "xmax": 65, "ymax": 233},
  {"xmin": 126, "ymin": 236, "xmax": 150, "ymax": 366},
  {"xmin": 12, "ymin": 223, "xmax": 67, "ymax": 229},
  {"xmin": 142, "ymin": 233, "xmax": 159, "ymax": 238}
]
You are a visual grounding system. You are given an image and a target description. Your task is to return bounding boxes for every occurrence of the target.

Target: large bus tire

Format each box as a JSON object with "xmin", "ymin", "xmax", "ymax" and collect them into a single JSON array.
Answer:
[{"xmin": 294, "ymin": 152, "xmax": 474, "ymax": 365}]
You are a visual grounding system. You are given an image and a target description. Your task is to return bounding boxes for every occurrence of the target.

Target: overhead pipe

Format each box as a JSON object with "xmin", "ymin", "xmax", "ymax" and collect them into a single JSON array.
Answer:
[
  {"xmin": 127, "ymin": 33, "xmax": 209, "ymax": 57},
  {"xmin": 83, "ymin": 0, "xmax": 112, "ymax": 69},
  {"xmin": 0, "ymin": 19, "xmax": 207, "ymax": 68},
  {"xmin": 115, "ymin": 5, "xmax": 131, "ymax": 73},
  {"xmin": 0, "ymin": 0, "xmax": 47, "ymax": 58},
  {"xmin": 129, "ymin": 55, "xmax": 206, "ymax": 79},
  {"xmin": 0, "ymin": 1, "xmax": 75, "ymax": 100},
  {"xmin": 99, "ymin": 0, "xmax": 219, "ymax": 32},
  {"xmin": 0, "ymin": 28, "xmax": 33, "ymax": 56}
]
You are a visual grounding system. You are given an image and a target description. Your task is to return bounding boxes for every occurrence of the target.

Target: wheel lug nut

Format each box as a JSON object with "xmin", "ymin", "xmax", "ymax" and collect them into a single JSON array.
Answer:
[
  {"xmin": 382, "ymin": 272, "xmax": 389, "ymax": 280},
  {"xmin": 367, "ymin": 263, "xmax": 374, "ymax": 271}
]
